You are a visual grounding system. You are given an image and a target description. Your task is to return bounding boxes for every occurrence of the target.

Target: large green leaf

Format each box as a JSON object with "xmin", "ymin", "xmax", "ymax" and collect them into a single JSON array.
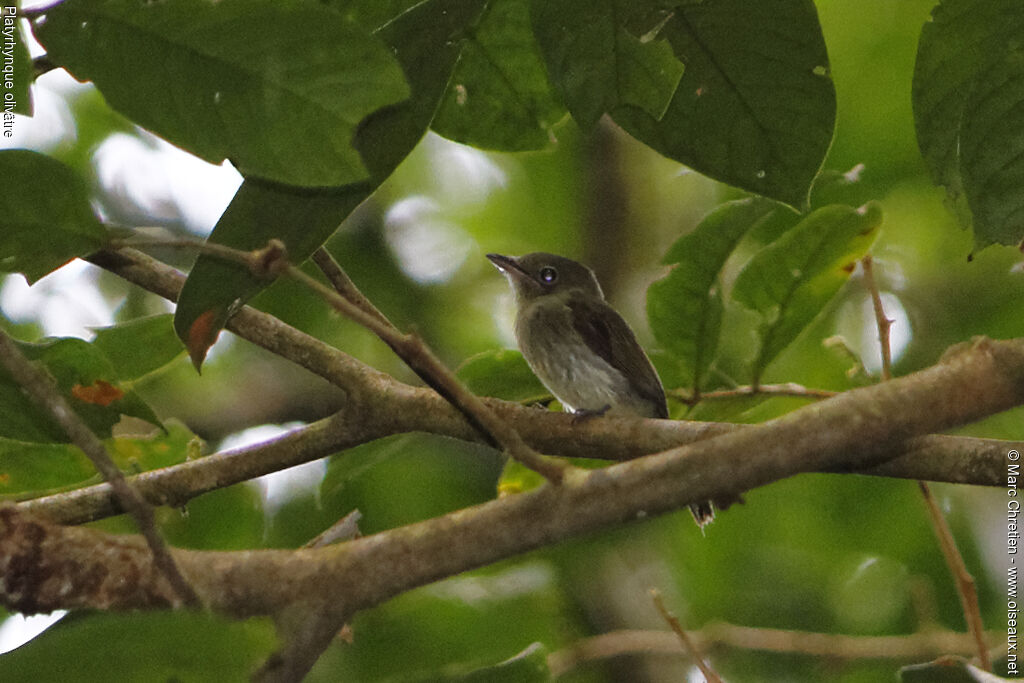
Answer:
[
  {"xmin": 647, "ymin": 198, "xmax": 778, "ymax": 392},
  {"xmin": 732, "ymin": 202, "xmax": 882, "ymax": 382},
  {"xmin": 431, "ymin": 0, "xmax": 566, "ymax": 150},
  {"xmin": 611, "ymin": 0, "xmax": 835, "ymax": 208},
  {"xmin": 2, "ymin": 7, "xmax": 33, "ymax": 115},
  {"xmin": 912, "ymin": 0, "xmax": 1024, "ymax": 248},
  {"xmin": 531, "ymin": 0, "xmax": 684, "ymax": 130},
  {"xmin": 0, "ymin": 150, "xmax": 108, "ymax": 283},
  {"xmin": 913, "ymin": 0, "xmax": 1024, "ymax": 248},
  {"xmin": 174, "ymin": 0, "xmax": 489, "ymax": 367},
  {"xmin": 34, "ymin": 0, "xmax": 409, "ymax": 186},
  {"xmin": 960, "ymin": 46, "xmax": 1024, "ymax": 247},
  {"xmin": 0, "ymin": 336, "xmax": 162, "ymax": 443}
]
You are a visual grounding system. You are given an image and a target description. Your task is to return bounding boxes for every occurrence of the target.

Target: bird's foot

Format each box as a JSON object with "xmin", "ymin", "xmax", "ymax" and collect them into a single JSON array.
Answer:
[{"xmin": 571, "ymin": 405, "xmax": 611, "ymax": 424}]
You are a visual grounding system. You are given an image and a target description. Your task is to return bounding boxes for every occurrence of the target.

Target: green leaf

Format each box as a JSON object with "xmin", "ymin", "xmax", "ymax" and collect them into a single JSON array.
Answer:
[
  {"xmin": 174, "ymin": 0, "xmax": 490, "ymax": 367},
  {"xmin": 457, "ymin": 349, "xmax": 549, "ymax": 403},
  {"xmin": 648, "ymin": 198, "xmax": 778, "ymax": 391},
  {"xmin": 0, "ymin": 150, "xmax": 107, "ymax": 283},
  {"xmin": 611, "ymin": 0, "xmax": 835, "ymax": 208},
  {"xmin": 172, "ymin": 181, "xmax": 368, "ymax": 367},
  {"xmin": 432, "ymin": 0, "xmax": 566, "ymax": 150},
  {"xmin": 912, "ymin": 0, "xmax": 1024, "ymax": 248},
  {"xmin": 960, "ymin": 47, "xmax": 1024, "ymax": 247},
  {"xmin": 732, "ymin": 202, "xmax": 883, "ymax": 381},
  {"xmin": 3, "ymin": 7, "xmax": 33, "ymax": 115},
  {"xmin": 0, "ymin": 611, "xmax": 276, "ymax": 681},
  {"xmin": 91, "ymin": 314, "xmax": 184, "ymax": 381},
  {"xmin": 0, "ymin": 420, "xmax": 194, "ymax": 497},
  {"xmin": 34, "ymin": 0, "xmax": 409, "ymax": 187},
  {"xmin": 0, "ymin": 336, "xmax": 162, "ymax": 443},
  {"xmin": 531, "ymin": 0, "xmax": 685, "ymax": 129},
  {"xmin": 0, "ymin": 439, "xmax": 95, "ymax": 496}
]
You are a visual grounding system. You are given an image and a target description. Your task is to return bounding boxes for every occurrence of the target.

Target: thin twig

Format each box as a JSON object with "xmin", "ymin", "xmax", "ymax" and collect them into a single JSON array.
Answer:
[
  {"xmin": 918, "ymin": 481, "xmax": 992, "ymax": 671},
  {"xmin": 546, "ymin": 624, "xmax": 1003, "ymax": 677},
  {"xmin": 861, "ymin": 254, "xmax": 893, "ymax": 381},
  {"xmin": 0, "ymin": 330, "xmax": 199, "ymax": 607},
  {"xmin": 669, "ymin": 383, "xmax": 838, "ymax": 406},
  {"xmin": 304, "ymin": 509, "xmax": 362, "ymax": 549},
  {"xmin": 862, "ymin": 256, "xmax": 990, "ymax": 671},
  {"xmin": 311, "ymin": 248, "xmax": 391, "ymax": 327},
  {"xmin": 650, "ymin": 589, "xmax": 723, "ymax": 683}
]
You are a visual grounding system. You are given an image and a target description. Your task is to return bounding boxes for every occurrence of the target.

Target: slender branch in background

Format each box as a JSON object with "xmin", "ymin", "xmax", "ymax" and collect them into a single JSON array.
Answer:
[
  {"xmin": 546, "ymin": 624, "xmax": 1003, "ymax": 677},
  {"xmin": 289, "ymin": 244, "xmax": 570, "ymax": 484},
  {"xmin": 0, "ymin": 330, "xmax": 199, "ymax": 608},
  {"xmin": 918, "ymin": 481, "xmax": 992, "ymax": 671},
  {"xmin": 862, "ymin": 255, "xmax": 990, "ymax": 671},
  {"xmin": 650, "ymin": 589, "xmax": 723, "ymax": 683},
  {"xmin": 669, "ymin": 383, "xmax": 838, "ymax": 406},
  {"xmin": 861, "ymin": 254, "xmax": 893, "ymax": 381}
]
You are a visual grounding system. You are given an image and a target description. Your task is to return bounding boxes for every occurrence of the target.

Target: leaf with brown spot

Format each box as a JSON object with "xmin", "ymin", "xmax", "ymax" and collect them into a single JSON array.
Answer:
[{"xmin": 71, "ymin": 380, "xmax": 124, "ymax": 407}]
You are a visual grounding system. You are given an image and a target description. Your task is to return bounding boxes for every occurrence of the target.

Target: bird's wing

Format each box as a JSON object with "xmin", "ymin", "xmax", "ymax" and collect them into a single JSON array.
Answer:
[{"xmin": 566, "ymin": 293, "xmax": 668, "ymax": 418}]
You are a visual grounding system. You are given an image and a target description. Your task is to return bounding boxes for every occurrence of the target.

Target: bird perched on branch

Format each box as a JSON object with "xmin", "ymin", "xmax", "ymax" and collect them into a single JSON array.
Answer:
[{"xmin": 488, "ymin": 252, "xmax": 714, "ymax": 528}]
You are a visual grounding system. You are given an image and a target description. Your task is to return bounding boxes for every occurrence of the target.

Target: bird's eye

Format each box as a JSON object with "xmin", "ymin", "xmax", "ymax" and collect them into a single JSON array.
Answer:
[{"xmin": 539, "ymin": 266, "xmax": 558, "ymax": 284}]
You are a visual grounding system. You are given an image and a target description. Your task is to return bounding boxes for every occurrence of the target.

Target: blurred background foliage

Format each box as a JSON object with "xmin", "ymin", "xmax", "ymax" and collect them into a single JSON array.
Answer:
[{"xmin": 0, "ymin": 0, "xmax": 1021, "ymax": 680}]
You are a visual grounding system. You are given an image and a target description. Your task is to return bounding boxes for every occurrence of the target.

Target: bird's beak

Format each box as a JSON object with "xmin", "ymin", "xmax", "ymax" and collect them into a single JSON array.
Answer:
[{"xmin": 486, "ymin": 253, "xmax": 530, "ymax": 282}]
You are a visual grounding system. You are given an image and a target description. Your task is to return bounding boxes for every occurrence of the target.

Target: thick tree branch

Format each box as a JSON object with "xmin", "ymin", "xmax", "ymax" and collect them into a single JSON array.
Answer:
[
  {"xmin": 12, "ymin": 250, "xmax": 1013, "ymax": 526},
  {"xmin": 5, "ymin": 336, "xmax": 1024, "ymax": 619}
]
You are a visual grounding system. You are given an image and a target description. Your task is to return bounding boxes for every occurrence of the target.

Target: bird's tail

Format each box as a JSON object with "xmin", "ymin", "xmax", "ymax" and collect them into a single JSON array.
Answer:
[{"xmin": 689, "ymin": 501, "xmax": 714, "ymax": 529}]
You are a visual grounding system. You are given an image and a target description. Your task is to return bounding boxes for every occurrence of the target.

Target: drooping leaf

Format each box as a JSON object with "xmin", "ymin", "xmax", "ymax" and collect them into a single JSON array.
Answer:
[
  {"xmin": 732, "ymin": 202, "xmax": 883, "ymax": 381},
  {"xmin": 647, "ymin": 198, "xmax": 778, "ymax": 391},
  {"xmin": 174, "ymin": 0, "xmax": 490, "ymax": 367},
  {"xmin": 0, "ymin": 150, "xmax": 107, "ymax": 283},
  {"xmin": 2, "ymin": 7, "xmax": 33, "ymax": 115},
  {"xmin": 0, "ymin": 336, "xmax": 163, "ymax": 443},
  {"xmin": 912, "ymin": 0, "xmax": 1024, "ymax": 248},
  {"xmin": 611, "ymin": 0, "xmax": 836, "ymax": 208},
  {"xmin": 91, "ymin": 314, "xmax": 184, "ymax": 381},
  {"xmin": 34, "ymin": 0, "xmax": 410, "ymax": 186},
  {"xmin": 531, "ymin": 0, "xmax": 685, "ymax": 129},
  {"xmin": 456, "ymin": 349, "xmax": 549, "ymax": 403},
  {"xmin": 432, "ymin": 0, "xmax": 566, "ymax": 150}
]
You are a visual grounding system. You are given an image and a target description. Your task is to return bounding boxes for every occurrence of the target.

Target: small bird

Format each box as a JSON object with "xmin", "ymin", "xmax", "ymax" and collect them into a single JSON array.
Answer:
[{"xmin": 487, "ymin": 252, "xmax": 714, "ymax": 527}]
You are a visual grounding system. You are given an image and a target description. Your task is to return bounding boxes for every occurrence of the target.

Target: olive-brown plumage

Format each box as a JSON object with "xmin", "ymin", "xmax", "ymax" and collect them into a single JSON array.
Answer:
[{"xmin": 488, "ymin": 252, "xmax": 714, "ymax": 527}]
